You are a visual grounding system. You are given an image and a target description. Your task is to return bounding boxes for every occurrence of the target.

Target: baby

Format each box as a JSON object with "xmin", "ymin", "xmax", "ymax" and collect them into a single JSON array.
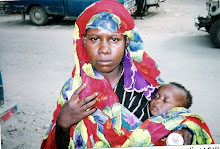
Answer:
[
  {"xmin": 149, "ymin": 82, "xmax": 192, "ymax": 116},
  {"xmin": 149, "ymin": 82, "xmax": 193, "ymax": 145}
]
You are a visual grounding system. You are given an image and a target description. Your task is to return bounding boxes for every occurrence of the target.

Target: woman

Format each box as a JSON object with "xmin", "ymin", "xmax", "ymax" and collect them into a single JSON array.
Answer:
[{"xmin": 41, "ymin": 0, "xmax": 214, "ymax": 148}]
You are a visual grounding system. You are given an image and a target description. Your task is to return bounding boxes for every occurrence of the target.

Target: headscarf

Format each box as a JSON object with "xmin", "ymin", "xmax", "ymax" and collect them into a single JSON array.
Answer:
[{"xmin": 41, "ymin": 0, "xmax": 214, "ymax": 148}]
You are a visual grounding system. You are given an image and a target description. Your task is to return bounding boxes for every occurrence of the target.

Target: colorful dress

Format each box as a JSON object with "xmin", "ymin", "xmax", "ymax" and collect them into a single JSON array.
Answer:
[{"xmin": 41, "ymin": 0, "xmax": 214, "ymax": 148}]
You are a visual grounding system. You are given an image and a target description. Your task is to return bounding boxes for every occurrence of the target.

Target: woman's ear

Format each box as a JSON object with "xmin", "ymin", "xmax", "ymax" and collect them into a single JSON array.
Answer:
[
  {"xmin": 125, "ymin": 36, "xmax": 130, "ymax": 48},
  {"xmin": 83, "ymin": 35, "xmax": 87, "ymax": 47}
]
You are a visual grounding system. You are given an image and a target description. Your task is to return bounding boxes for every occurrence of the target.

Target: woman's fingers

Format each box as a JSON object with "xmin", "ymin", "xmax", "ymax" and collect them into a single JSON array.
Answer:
[
  {"xmin": 69, "ymin": 83, "xmax": 87, "ymax": 102},
  {"xmin": 74, "ymin": 83, "xmax": 87, "ymax": 95},
  {"xmin": 68, "ymin": 83, "xmax": 98, "ymax": 111},
  {"xmin": 182, "ymin": 129, "xmax": 192, "ymax": 145},
  {"xmin": 80, "ymin": 92, "xmax": 98, "ymax": 106},
  {"xmin": 84, "ymin": 107, "xmax": 97, "ymax": 116},
  {"xmin": 56, "ymin": 83, "xmax": 99, "ymax": 130},
  {"xmin": 81, "ymin": 93, "xmax": 98, "ymax": 110},
  {"xmin": 60, "ymin": 83, "xmax": 98, "ymax": 125}
]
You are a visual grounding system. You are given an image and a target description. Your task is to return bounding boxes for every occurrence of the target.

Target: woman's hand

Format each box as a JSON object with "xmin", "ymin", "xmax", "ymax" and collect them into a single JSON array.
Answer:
[
  {"xmin": 56, "ymin": 83, "xmax": 98, "ymax": 131},
  {"xmin": 160, "ymin": 129, "xmax": 193, "ymax": 146},
  {"xmin": 172, "ymin": 129, "xmax": 193, "ymax": 145}
]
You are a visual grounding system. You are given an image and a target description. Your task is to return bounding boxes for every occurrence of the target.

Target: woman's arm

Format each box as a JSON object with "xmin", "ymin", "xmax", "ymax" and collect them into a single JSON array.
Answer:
[{"xmin": 55, "ymin": 124, "xmax": 70, "ymax": 149}]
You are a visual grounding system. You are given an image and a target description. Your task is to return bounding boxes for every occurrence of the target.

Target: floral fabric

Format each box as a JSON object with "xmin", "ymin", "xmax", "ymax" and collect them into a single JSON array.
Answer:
[
  {"xmin": 41, "ymin": 0, "xmax": 214, "ymax": 148},
  {"xmin": 122, "ymin": 107, "xmax": 214, "ymax": 146}
]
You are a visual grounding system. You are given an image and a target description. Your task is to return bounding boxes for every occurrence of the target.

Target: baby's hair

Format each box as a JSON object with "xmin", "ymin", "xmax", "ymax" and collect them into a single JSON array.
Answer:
[{"xmin": 169, "ymin": 82, "xmax": 193, "ymax": 108}]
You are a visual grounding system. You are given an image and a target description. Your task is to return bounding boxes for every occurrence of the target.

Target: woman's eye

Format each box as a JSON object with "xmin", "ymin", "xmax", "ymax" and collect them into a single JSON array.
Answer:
[
  {"xmin": 110, "ymin": 38, "xmax": 118, "ymax": 42},
  {"xmin": 91, "ymin": 37, "xmax": 99, "ymax": 41}
]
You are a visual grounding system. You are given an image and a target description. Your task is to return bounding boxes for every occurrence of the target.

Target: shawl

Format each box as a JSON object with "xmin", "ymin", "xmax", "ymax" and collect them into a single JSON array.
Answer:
[{"xmin": 41, "ymin": 0, "xmax": 214, "ymax": 148}]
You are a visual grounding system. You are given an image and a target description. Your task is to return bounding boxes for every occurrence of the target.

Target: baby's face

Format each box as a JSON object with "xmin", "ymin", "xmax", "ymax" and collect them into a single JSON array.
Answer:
[{"xmin": 149, "ymin": 84, "xmax": 187, "ymax": 116}]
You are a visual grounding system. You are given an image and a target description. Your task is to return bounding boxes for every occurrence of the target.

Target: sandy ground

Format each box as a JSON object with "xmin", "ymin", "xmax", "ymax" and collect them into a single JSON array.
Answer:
[{"xmin": 0, "ymin": 0, "xmax": 219, "ymax": 148}]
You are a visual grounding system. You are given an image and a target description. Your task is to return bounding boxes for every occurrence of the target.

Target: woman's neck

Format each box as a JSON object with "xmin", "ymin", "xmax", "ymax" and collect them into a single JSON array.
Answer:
[{"xmin": 100, "ymin": 64, "xmax": 123, "ymax": 89}]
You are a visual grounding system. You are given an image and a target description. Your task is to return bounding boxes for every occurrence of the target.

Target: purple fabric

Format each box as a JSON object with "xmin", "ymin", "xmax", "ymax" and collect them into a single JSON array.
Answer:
[{"xmin": 123, "ymin": 49, "xmax": 157, "ymax": 100}]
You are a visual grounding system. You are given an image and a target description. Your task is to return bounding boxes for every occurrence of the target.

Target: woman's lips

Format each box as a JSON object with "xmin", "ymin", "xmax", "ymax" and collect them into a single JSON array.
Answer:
[{"xmin": 97, "ymin": 59, "xmax": 113, "ymax": 65}]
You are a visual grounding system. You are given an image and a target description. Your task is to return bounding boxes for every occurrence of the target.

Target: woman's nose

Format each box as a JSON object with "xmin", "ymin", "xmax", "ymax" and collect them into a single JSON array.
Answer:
[{"xmin": 99, "ymin": 40, "xmax": 111, "ymax": 54}]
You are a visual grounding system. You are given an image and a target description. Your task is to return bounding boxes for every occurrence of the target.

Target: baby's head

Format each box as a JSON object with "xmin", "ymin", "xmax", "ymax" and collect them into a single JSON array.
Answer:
[{"xmin": 149, "ymin": 82, "xmax": 193, "ymax": 116}]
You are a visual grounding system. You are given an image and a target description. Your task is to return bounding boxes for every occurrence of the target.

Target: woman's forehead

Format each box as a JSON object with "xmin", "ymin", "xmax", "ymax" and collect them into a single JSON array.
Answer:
[{"xmin": 86, "ymin": 28, "xmax": 123, "ymax": 36}]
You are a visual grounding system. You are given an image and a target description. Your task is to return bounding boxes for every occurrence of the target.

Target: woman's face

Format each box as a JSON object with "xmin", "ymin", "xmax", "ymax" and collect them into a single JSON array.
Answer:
[{"xmin": 83, "ymin": 28, "xmax": 128, "ymax": 73}]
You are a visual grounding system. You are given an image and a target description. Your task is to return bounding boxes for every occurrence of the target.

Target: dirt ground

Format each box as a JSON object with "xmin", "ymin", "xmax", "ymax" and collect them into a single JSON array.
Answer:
[{"xmin": 0, "ymin": 0, "xmax": 219, "ymax": 148}]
